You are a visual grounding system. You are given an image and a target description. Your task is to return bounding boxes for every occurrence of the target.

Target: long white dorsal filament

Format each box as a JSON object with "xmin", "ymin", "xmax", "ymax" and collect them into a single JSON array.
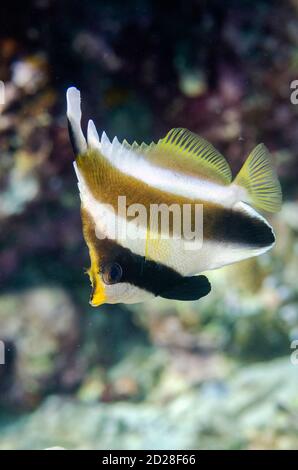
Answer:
[{"xmin": 66, "ymin": 87, "xmax": 87, "ymax": 154}]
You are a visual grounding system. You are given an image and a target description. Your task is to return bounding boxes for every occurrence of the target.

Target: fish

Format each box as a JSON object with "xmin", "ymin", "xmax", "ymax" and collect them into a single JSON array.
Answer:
[{"xmin": 66, "ymin": 87, "xmax": 282, "ymax": 306}]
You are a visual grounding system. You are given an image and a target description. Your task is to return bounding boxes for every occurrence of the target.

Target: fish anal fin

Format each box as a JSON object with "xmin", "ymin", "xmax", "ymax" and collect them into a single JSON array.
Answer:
[
  {"xmin": 234, "ymin": 144, "xmax": 282, "ymax": 213},
  {"xmin": 159, "ymin": 275, "xmax": 211, "ymax": 301}
]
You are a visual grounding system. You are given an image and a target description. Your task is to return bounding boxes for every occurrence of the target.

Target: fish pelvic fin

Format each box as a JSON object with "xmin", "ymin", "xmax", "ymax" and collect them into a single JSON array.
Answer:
[{"xmin": 234, "ymin": 143, "xmax": 282, "ymax": 213}]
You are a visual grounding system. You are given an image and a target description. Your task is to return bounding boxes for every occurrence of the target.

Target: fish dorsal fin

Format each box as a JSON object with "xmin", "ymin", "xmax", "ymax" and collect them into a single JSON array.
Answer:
[
  {"xmin": 122, "ymin": 139, "xmax": 154, "ymax": 153},
  {"xmin": 66, "ymin": 87, "xmax": 87, "ymax": 155},
  {"xmin": 158, "ymin": 128, "xmax": 232, "ymax": 183},
  {"xmin": 127, "ymin": 128, "xmax": 232, "ymax": 184}
]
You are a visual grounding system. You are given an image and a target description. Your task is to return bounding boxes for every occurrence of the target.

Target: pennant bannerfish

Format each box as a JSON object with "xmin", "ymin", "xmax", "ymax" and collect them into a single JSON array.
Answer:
[{"xmin": 66, "ymin": 87, "xmax": 282, "ymax": 306}]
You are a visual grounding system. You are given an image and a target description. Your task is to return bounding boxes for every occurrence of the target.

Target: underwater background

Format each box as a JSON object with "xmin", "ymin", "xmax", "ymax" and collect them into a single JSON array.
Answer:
[{"xmin": 0, "ymin": 0, "xmax": 298, "ymax": 450}]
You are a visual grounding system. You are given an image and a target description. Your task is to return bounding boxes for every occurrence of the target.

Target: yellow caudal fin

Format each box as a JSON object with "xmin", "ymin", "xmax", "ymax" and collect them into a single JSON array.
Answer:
[{"xmin": 234, "ymin": 144, "xmax": 282, "ymax": 213}]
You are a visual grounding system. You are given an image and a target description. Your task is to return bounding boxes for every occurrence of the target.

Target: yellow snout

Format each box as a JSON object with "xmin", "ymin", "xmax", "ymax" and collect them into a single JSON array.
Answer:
[{"xmin": 87, "ymin": 269, "xmax": 106, "ymax": 307}]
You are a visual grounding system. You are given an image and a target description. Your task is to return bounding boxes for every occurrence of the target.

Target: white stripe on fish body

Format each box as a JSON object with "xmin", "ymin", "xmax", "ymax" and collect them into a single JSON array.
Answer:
[
  {"xmin": 97, "ymin": 131, "xmax": 244, "ymax": 207},
  {"xmin": 150, "ymin": 239, "xmax": 270, "ymax": 276}
]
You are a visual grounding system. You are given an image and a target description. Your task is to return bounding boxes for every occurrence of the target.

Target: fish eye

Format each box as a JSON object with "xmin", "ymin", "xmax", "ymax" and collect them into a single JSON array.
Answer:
[{"xmin": 102, "ymin": 262, "xmax": 123, "ymax": 285}]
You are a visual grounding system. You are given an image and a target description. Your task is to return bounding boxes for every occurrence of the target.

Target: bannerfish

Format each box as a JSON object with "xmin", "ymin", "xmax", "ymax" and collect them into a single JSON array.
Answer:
[{"xmin": 66, "ymin": 87, "xmax": 282, "ymax": 306}]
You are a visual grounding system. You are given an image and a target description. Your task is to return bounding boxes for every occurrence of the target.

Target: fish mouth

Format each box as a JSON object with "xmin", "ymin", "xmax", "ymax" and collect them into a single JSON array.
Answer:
[
  {"xmin": 89, "ymin": 296, "xmax": 106, "ymax": 307},
  {"xmin": 89, "ymin": 280, "xmax": 107, "ymax": 307},
  {"xmin": 89, "ymin": 298, "xmax": 105, "ymax": 307}
]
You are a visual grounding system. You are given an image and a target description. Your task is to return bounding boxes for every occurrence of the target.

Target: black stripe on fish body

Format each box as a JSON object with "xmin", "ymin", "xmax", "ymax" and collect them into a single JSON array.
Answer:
[
  {"xmin": 89, "ymin": 233, "xmax": 210, "ymax": 301},
  {"xmin": 209, "ymin": 206, "xmax": 275, "ymax": 248}
]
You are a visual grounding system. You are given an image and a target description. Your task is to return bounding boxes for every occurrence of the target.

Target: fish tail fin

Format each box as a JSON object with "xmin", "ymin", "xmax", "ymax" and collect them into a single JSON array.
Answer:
[
  {"xmin": 66, "ymin": 87, "xmax": 87, "ymax": 156},
  {"xmin": 234, "ymin": 143, "xmax": 282, "ymax": 213}
]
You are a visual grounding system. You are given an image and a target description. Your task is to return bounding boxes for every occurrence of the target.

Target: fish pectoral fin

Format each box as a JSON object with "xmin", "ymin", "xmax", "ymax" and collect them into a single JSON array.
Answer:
[
  {"xmin": 159, "ymin": 275, "xmax": 211, "ymax": 301},
  {"xmin": 234, "ymin": 143, "xmax": 282, "ymax": 213}
]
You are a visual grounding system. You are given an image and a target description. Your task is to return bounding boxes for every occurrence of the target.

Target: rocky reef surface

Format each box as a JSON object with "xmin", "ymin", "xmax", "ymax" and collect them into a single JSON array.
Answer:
[{"xmin": 0, "ymin": 359, "xmax": 297, "ymax": 450}]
